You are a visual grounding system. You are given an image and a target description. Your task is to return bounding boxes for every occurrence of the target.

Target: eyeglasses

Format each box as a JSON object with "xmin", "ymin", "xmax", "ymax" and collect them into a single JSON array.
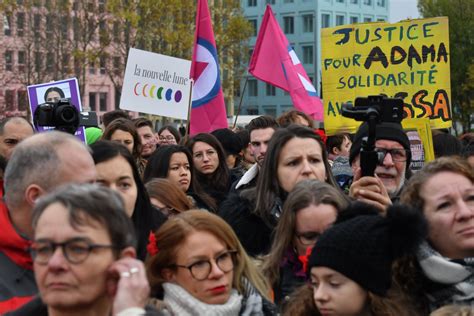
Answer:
[
  {"xmin": 159, "ymin": 136, "xmax": 175, "ymax": 141},
  {"xmin": 193, "ymin": 150, "xmax": 217, "ymax": 160},
  {"xmin": 156, "ymin": 206, "xmax": 180, "ymax": 217},
  {"xmin": 173, "ymin": 250, "xmax": 237, "ymax": 281},
  {"xmin": 374, "ymin": 147, "xmax": 408, "ymax": 162},
  {"xmin": 30, "ymin": 238, "xmax": 116, "ymax": 265},
  {"xmin": 296, "ymin": 231, "xmax": 321, "ymax": 246}
]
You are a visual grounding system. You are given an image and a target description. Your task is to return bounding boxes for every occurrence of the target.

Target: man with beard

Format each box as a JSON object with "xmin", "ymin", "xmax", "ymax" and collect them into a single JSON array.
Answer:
[
  {"xmin": 232, "ymin": 115, "xmax": 278, "ymax": 192},
  {"xmin": 133, "ymin": 118, "xmax": 157, "ymax": 159},
  {"xmin": 349, "ymin": 121, "xmax": 411, "ymax": 212}
]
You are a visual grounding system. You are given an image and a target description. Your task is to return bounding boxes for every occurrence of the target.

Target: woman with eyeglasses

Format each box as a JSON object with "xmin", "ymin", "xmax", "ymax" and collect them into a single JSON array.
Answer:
[
  {"xmin": 146, "ymin": 210, "xmax": 277, "ymax": 315},
  {"xmin": 143, "ymin": 145, "xmax": 216, "ymax": 212},
  {"xmin": 186, "ymin": 133, "xmax": 231, "ymax": 210},
  {"xmin": 145, "ymin": 178, "xmax": 193, "ymax": 218},
  {"xmin": 157, "ymin": 125, "xmax": 181, "ymax": 145},
  {"xmin": 262, "ymin": 180, "xmax": 349, "ymax": 307},
  {"xmin": 12, "ymin": 184, "xmax": 154, "ymax": 316},
  {"xmin": 90, "ymin": 141, "xmax": 166, "ymax": 261}
]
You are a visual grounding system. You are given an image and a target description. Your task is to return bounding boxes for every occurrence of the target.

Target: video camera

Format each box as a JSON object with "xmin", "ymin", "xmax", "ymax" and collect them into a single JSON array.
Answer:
[
  {"xmin": 33, "ymin": 98, "xmax": 98, "ymax": 135},
  {"xmin": 342, "ymin": 95, "xmax": 404, "ymax": 177}
]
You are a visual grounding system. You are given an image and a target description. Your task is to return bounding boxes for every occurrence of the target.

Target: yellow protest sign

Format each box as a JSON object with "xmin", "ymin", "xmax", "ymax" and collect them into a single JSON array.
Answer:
[{"xmin": 321, "ymin": 17, "xmax": 451, "ymax": 135}]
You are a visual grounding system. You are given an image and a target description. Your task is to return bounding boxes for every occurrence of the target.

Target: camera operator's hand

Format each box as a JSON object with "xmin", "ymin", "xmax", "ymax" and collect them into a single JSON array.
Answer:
[{"xmin": 349, "ymin": 167, "xmax": 392, "ymax": 213}]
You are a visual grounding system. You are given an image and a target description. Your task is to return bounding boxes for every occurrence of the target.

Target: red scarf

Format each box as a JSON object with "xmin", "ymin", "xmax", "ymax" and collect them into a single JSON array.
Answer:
[{"xmin": 0, "ymin": 202, "xmax": 32, "ymax": 270}]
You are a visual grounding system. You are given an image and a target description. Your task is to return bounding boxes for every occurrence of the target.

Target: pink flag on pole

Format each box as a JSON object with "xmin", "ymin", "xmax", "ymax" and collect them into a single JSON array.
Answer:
[
  {"xmin": 249, "ymin": 5, "xmax": 324, "ymax": 121},
  {"xmin": 189, "ymin": 0, "xmax": 228, "ymax": 135}
]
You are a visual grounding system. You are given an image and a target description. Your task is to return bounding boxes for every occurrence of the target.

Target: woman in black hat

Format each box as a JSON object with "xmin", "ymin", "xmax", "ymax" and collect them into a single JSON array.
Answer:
[{"xmin": 283, "ymin": 203, "xmax": 427, "ymax": 316}]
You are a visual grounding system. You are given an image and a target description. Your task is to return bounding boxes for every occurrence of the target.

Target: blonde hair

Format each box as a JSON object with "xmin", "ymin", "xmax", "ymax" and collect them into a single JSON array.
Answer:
[
  {"xmin": 430, "ymin": 305, "xmax": 474, "ymax": 316},
  {"xmin": 146, "ymin": 210, "xmax": 270, "ymax": 300}
]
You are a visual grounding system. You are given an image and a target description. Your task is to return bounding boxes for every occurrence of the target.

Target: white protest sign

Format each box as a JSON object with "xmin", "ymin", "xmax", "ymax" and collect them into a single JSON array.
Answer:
[{"xmin": 120, "ymin": 48, "xmax": 191, "ymax": 119}]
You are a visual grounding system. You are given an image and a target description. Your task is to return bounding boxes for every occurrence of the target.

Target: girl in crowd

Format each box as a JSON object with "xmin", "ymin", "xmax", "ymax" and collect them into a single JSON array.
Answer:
[
  {"xmin": 263, "ymin": 180, "xmax": 349, "ymax": 306},
  {"xmin": 146, "ymin": 210, "xmax": 277, "ymax": 315},
  {"xmin": 220, "ymin": 125, "xmax": 338, "ymax": 257},
  {"xmin": 158, "ymin": 125, "xmax": 181, "ymax": 145},
  {"xmin": 101, "ymin": 118, "xmax": 146, "ymax": 176},
  {"xmin": 283, "ymin": 203, "xmax": 427, "ymax": 316},
  {"xmin": 143, "ymin": 145, "xmax": 216, "ymax": 211},
  {"xmin": 90, "ymin": 140, "xmax": 166, "ymax": 261},
  {"xmin": 145, "ymin": 178, "xmax": 193, "ymax": 217},
  {"xmin": 398, "ymin": 156, "xmax": 474, "ymax": 312},
  {"xmin": 186, "ymin": 133, "xmax": 231, "ymax": 208}
]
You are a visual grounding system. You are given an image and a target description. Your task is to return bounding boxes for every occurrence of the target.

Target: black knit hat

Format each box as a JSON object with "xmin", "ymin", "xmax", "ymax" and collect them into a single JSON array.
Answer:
[
  {"xmin": 307, "ymin": 203, "xmax": 427, "ymax": 296},
  {"xmin": 349, "ymin": 122, "xmax": 411, "ymax": 166}
]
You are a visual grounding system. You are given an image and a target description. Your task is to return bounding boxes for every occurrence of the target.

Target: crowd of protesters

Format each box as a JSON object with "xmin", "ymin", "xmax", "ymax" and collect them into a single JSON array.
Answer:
[{"xmin": 0, "ymin": 108, "xmax": 472, "ymax": 315}]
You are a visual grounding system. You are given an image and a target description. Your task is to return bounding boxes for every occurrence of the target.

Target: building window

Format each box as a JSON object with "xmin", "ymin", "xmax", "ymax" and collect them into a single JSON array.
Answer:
[
  {"xmin": 46, "ymin": 14, "xmax": 53, "ymax": 37},
  {"xmin": 89, "ymin": 59, "xmax": 96, "ymax": 74},
  {"xmin": 363, "ymin": 0, "xmax": 371, "ymax": 4},
  {"xmin": 266, "ymin": 0, "xmax": 275, "ymax": 3},
  {"xmin": 5, "ymin": 90, "xmax": 15, "ymax": 111},
  {"xmin": 283, "ymin": 16, "xmax": 294, "ymax": 34},
  {"xmin": 35, "ymin": 52, "xmax": 42, "ymax": 72},
  {"xmin": 351, "ymin": 0, "xmax": 358, "ymax": 3},
  {"xmin": 321, "ymin": 14, "xmax": 330, "ymax": 28},
  {"xmin": 62, "ymin": 54, "xmax": 70, "ymax": 73},
  {"xmin": 4, "ymin": 15, "xmax": 12, "ymax": 36},
  {"xmin": 89, "ymin": 92, "xmax": 97, "ymax": 111},
  {"xmin": 5, "ymin": 51, "xmax": 13, "ymax": 71},
  {"xmin": 113, "ymin": 21, "xmax": 120, "ymax": 41},
  {"xmin": 377, "ymin": 0, "xmax": 385, "ymax": 6},
  {"xmin": 98, "ymin": 0, "xmax": 106, "ymax": 13},
  {"xmin": 302, "ymin": 45, "xmax": 313, "ymax": 64},
  {"xmin": 113, "ymin": 56, "xmax": 121, "ymax": 76},
  {"xmin": 16, "ymin": 12, "xmax": 25, "ymax": 37},
  {"xmin": 248, "ymin": 0, "xmax": 257, "ymax": 6},
  {"xmin": 18, "ymin": 51, "xmax": 25, "ymax": 72},
  {"xmin": 99, "ymin": 93, "xmax": 107, "ymax": 111},
  {"xmin": 364, "ymin": 17, "xmax": 372, "ymax": 22},
  {"xmin": 247, "ymin": 108, "xmax": 259, "ymax": 115},
  {"xmin": 100, "ymin": 56, "xmax": 106, "ymax": 74},
  {"xmin": 34, "ymin": 14, "xmax": 41, "ymax": 37},
  {"xmin": 248, "ymin": 19, "xmax": 258, "ymax": 37},
  {"xmin": 283, "ymin": 0, "xmax": 294, "ymax": 3},
  {"xmin": 61, "ymin": 16, "xmax": 69, "ymax": 39},
  {"xmin": 302, "ymin": 14, "xmax": 313, "ymax": 33},
  {"xmin": 248, "ymin": 80, "xmax": 258, "ymax": 97},
  {"xmin": 17, "ymin": 90, "xmax": 28, "ymax": 111},
  {"xmin": 377, "ymin": 17, "xmax": 386, "ymax": 21},
  {"xmin": 350, "ymin": 16, "xmax": 359, "ymax": 24},
  {"xmin": 46, "ymin": 53, "xmax": 54, "ymax": 72},
  {"xmin": 266, "ymin": 83, "xmax": 276, "ymax": 96},
  {"xmin": 263, "ymin": 106, "xmax": 276, "ymax": 117},
  {"xmin": 336, "ymin": 15, "xmax": 345, "ymax": 26},
  {"xmin": 336, "ymin": 0, "xmax": 344, "ymax": 2}
]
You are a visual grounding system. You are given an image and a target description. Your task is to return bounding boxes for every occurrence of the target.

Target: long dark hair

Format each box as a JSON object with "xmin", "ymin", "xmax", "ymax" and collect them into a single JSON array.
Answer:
[
  {"xmin": 143, "ymin": 145, "xmax": 216, "ymax": 210},
  {"xmin": 254, "ymin": 125, "xmax": 338, "ymax": 220},
  {"xmin": 186, "ymin": 133, "xmax": 230, "ymax": 194},
  {"xmin": 90, "ymin": 140, "xmax": 165, "ymax": 260}
]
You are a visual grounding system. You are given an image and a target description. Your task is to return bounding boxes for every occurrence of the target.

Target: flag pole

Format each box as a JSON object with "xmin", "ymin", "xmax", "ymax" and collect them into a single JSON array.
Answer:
[
  {"xmin": 185, "ymin": 80, "xmax": 194, "ymax": 139},
  {"xmin": 233, "ymin": 75, "xmax": 249, "ymax": 129}
]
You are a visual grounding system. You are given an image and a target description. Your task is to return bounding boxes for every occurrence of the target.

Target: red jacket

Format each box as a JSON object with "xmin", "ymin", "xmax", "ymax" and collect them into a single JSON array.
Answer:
[{"xmin": 0, "ymin": 202, "xmax": 36, "ymax": 313}]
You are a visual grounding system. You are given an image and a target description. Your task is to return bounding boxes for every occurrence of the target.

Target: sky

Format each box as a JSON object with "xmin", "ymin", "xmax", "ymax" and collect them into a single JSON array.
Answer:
[{"xmin": 389, "ymin": 0, "xmax": 421, "ymax": 22}]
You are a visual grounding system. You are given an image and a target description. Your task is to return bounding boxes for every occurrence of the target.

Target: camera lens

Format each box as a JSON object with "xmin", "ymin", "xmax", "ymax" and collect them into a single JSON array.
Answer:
[{"xmin": 60, "ymin": 107, "xmax": 76, "ymax": 123}]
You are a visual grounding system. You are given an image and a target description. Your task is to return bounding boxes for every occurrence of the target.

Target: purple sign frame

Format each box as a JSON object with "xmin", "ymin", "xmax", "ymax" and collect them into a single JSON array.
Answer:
[{"xmin": 27, "ymin": 78, "xmax": 86, "ymax": 143}]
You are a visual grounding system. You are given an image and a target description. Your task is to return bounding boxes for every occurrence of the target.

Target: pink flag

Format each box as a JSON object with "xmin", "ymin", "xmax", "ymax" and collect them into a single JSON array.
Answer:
[
  {"xmin": 189, "ymin": 0, "xmax": 228, "ymax": 135},
  {"xmin": 249, "ymin": 5, "xmax": 324, "ymax": 121}
]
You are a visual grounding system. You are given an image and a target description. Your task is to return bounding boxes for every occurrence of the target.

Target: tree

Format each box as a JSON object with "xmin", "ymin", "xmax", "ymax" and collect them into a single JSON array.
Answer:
[
  {"xmin": 418, "ymin": 0, "xmax": 474, "ymax": 132},
  {"xmin": 107, "ymin": 0, "xmax": 252, "ymax": 115}
]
